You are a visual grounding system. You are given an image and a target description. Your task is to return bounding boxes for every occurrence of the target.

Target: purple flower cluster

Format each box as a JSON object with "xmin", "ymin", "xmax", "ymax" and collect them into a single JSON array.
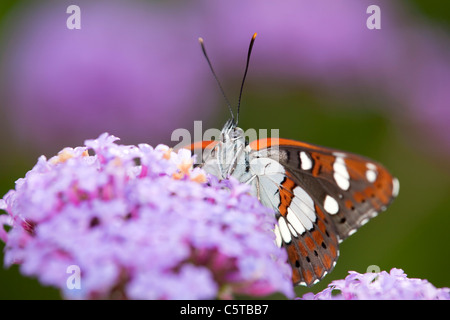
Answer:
[
  {"xmin": 0, "ymin": 133, "xmax": 293, "ymax": 299},
  {"xmin": 302, "ymin": 268, "xmax": 450, "ymax": 300}
]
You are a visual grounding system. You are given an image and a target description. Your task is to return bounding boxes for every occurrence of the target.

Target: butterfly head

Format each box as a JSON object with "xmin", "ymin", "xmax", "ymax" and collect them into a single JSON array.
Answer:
[
  {"xmin": 199, "ymin": 120, "xmax": 247, "ymax": 180},
  {"xmin": 221, "ymin": 118, "xmax": 243, "ymax": 141}
]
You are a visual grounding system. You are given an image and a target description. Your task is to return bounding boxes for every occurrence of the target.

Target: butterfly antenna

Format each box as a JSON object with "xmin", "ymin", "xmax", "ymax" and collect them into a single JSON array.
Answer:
[
  {"xmin": 236, "ymin": 32, "xmax": 257, "ymax": 125},
  {"xmin": 198, "ymin": 37, "xmax": 235, "ymax": 124}
]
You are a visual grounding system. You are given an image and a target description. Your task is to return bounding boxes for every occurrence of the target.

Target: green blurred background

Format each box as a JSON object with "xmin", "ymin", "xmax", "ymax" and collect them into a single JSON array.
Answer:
[{"xmin": 0, "ymin": 0, "xmax": 449, "ymax": 299}]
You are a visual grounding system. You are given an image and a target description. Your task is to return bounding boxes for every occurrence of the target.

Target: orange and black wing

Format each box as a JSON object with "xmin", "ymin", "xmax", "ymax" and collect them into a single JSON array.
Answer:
[{"xmin": 250, "ymin": 138, "xmax": 399, "ymax": 286}]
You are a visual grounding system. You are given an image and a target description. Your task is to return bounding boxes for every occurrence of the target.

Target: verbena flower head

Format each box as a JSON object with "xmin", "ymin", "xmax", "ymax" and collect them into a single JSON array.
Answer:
[
  {"xmin": 301, "ymin": 268, "xmax": 450, "ymax": 300},
  {"xmin": 0, "ymin": 133, "xmax": 293, "ymax": 299}
]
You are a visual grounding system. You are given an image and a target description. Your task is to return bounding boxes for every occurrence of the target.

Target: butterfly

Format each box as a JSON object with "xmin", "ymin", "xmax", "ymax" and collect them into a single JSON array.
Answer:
[{"xmin": 184, "ymin": 33, "xmax": 399, "ymax": 287}]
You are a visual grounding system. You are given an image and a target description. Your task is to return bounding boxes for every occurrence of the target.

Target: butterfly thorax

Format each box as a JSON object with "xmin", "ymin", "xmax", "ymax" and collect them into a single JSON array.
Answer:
[{"xmin": 201, "ymin": 121, "xmax": 253, "ymax": 183}]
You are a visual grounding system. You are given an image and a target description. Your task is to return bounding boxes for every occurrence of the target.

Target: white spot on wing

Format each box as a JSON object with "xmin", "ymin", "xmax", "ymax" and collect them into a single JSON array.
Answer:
[
  {"xmin": 366, "ymin": 162, "xmax": 377, "ymax": 170},
  {"xmin": 294, "ymin": 186, "xmax": 314, "ymax": 210},
  {"xmin": 274, "ymin": 224, "xmax": 282, "ymax": 248},
  {"xmin": 334, "ymin": 172, "xmax": 350, "ymax": 190},
  {"xmin": 272, "ymin": 186, "xmax": 314, "ymax": 233},
  {"xmin": 323, "ymin": 195, "xmax": 339, "ymax": 215},
  {"xmin": 392, "ymin": 177, "xmax": 400, "ymax": 197},
  {"xmin": 300, "ymin": 151, "xmax": 313, "ymax": 170},
  {"xmin": 366, "ymin": 169, "xmax": 377, "ymax": 183},
  {"xmin": 288, "ymin": 206, "xmax": 313, "ymax": 231},
  {"xmin": 287, "ymin": 210, "xmax": 306, "ymax": 235},
  {"xmin": 365, "ymin": 163, "xmax": 378, "ymax": 183},
  {"xmin": 360, "ymin": 218, "xmax": 370, "ymax": 226},
  {"xmin": 333, "ymin": 157, "xmax": 350, "ymax": 190},
  {"xmin": 333, "ymin": 157, "xmax": 349, "ymax": 178},
  {"xmin": 278, "ymin": 216, "xmax": 292, "ymax": 243},
  {"xmin": 333, "ymin": 152, "xmax": 347, "ymax": 158}
]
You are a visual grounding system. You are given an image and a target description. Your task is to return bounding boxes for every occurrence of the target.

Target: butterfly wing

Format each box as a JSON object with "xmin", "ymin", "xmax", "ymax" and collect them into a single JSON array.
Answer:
[
  {"xmin": 259, "ymin": 171, "xmax": 341, "ymax": 286},
  {"xmin": 249, "ymin": 138, "xmax": 399, "ymax": 286}
]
